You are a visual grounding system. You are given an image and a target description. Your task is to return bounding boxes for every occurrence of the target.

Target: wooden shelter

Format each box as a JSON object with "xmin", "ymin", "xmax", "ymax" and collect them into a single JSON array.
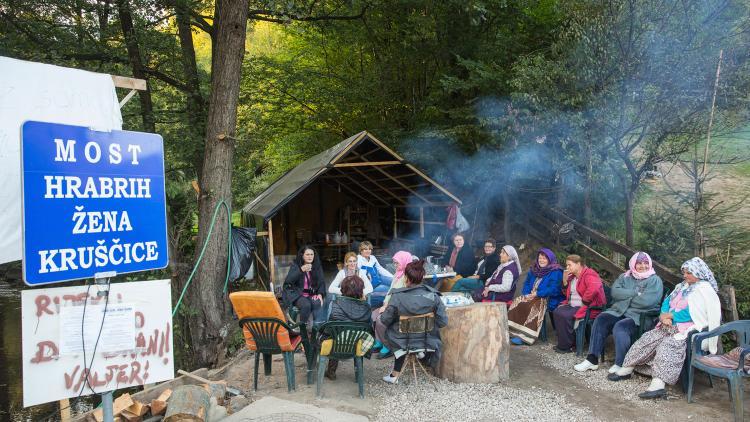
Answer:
[{"xmin": 242, "ymin": 131, "xmax": 461, "ymax": 285}]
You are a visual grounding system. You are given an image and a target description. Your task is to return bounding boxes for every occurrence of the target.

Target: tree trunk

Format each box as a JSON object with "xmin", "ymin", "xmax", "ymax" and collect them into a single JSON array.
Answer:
[
  {"xmin": 175, "ymin": 0, "xmax": 208, "ymax": 178},
  {"xmin": 624, "ymin": 188, "xmax": 635, "ymax": 247},
  {"xmin": 437, "ymin": 303, "xmax": 509, "ymax": 382},
  {"xmin": 116, "ymin": 0, "xmax": 156, "ymax": 133},
  {"xmin": 187, "ymin": 0, "xmax": 249, "ymax": 368}
]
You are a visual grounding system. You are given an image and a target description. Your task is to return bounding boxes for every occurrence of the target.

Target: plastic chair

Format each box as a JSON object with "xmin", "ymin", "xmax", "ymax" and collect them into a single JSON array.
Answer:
[
  {"xmin": 687, "ymin": 320, "xmax": 750, "ymax": 422},
  {"xmin": 315, "ymin": 320, "xmax": 374, "ymax": 399},
  {"xmin": 634, "ymin": 287, "xmax": 671, "ymax": 341},
  {"xmin": 576, "ymin": 285, "xmax": 612, "ymax": 357},
  {"xmin": 398, "ymin": 313, "xmax": 436, "ymax": 384},
  {"xmin": 229, "ymin": 291, "xmax": 314, "ymax": 392}
]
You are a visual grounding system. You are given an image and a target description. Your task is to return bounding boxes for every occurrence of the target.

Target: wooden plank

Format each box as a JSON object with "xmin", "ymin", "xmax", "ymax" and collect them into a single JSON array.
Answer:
[
  {"xmin": 395, "ymin": 219, "xmax": 444, "ymax": 225},
  {"xmin": 111, "ymin": 75, "xmax": 147, "ymax": 90},
  {"xmin": 330, "ymin": 131, "xmax": 368, "ymax": 163},
  {"xmin": 575, "ymin": 241, "xmax": 624, "ymax": 282},
  {"xmin": 405, "ymin": 163, "xmax": 462, "ymax": 204},
  {"xmin": 345, "ymin": 149, "xmax": 435, "ymax": 205},
  {"xmin": 347, "ymin": 165, "xmax": 407, "ymax": 204},
  {"xmin": 60, "ymin": 399, "xmax": 71, "ymax": 421},
  {"xmin": 543, "ymin": 207, "xmax": 682, "ymax": 286},
  {"xmin": 268, "ymin": 220, "xmax": 276, "ymax": 283},
  {"xmin": 419, "ymin": 207, "xmax": 424, "ymax": 238},
  {"xmin": 393, "ymin": 207, "xmax": 398, "ymax": 239},
  {"xmin": 333, "ymin": 161, "xmax": 400, "ymax": 167},
  {"xmin": 326, "ymin": 170, "xmax": 390, "ymax": 206}
]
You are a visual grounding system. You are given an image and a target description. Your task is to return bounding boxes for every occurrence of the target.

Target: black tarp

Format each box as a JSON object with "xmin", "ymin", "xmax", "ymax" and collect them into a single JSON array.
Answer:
[{"xmin": 230, "ymin": 227, "xmax": 256, "ymax": 280}]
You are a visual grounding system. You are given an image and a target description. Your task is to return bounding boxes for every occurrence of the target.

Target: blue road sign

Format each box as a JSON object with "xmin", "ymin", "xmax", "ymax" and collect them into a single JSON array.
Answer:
[{"xmin": 21, "ymin": 121, "xmax": 169, "ymax": 285}]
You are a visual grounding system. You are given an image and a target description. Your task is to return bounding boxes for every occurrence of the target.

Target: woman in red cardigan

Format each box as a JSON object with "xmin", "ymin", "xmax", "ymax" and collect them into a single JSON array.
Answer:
[{"xmin": 552, "ymin": 254, "xmax": 606, "ymax": 353}]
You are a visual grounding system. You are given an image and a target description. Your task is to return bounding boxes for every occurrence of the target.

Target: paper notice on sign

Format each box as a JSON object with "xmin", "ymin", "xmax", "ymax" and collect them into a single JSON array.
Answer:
[{"xmin": 59, "ymin": 303, "xmax": 135, "ymax": 355}]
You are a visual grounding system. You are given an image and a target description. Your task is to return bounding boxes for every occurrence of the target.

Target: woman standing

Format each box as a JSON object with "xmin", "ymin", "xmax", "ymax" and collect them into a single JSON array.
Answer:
[
  {"xmin": 283, "ymin": 245, "xmax": 327, "ymax": 327},
  {"xmin": 472, "ymin": 245, "xmax": 521, "ymax": 303},
  {"xmin": 379, "ymin": 259, "xmax": 448, "ymax": 384},
  {"xmin": 612, "ymin": 257, "xmax": 721, "ymax": 399},
  {"xmin": 508, "ymin": 248, "xmax": 565, "ymax": 345},
  {"xmin": 371, "ymin": 250, "xmax": 413, "ymax": 359},
  {"xmin": 552, "ymin": 255, "xmax": 606, "ymax": 353},
  {"xmin": 575, "ymin": 252, "xmax": 663, "ymax": 374}
]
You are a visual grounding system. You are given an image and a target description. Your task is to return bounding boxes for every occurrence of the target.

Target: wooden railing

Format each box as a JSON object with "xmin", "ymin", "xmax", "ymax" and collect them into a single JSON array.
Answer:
[{"xmin": 516, "ymin": 201, "xmax": 738, "ymax": 322}]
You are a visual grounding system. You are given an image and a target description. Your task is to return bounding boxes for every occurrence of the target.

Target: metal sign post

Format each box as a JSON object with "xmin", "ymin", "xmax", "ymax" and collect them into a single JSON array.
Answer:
[{"xmin": 95, "ymin": 270, "xmax": 115, "ymax": 422}]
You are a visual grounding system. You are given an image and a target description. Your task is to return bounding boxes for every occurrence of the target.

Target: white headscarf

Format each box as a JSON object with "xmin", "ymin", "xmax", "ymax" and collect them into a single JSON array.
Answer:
[{"xmin": 501, "ymin": 245, "xmax": 522, "ymax": 275}]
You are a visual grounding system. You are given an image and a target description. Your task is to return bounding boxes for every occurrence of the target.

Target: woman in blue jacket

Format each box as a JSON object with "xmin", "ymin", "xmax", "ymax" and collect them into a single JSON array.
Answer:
[{"xmin": 508, "ymin": 248, "xmax": 565, "ymax": 345}]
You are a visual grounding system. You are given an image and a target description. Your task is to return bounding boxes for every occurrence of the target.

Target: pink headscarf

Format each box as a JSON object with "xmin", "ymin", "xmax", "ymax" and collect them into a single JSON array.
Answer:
[
  {"xmin": 624, "ymin": 251, "xmax": 656, "ymax": 280},
  {"xmin": 392, "ymin": 251, "xmax": 413, "ymax": 282}
]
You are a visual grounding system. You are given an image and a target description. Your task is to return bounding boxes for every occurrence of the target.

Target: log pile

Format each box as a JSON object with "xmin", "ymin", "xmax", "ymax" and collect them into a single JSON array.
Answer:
[{"xmin": 87, "ymin": 377, "xmax": 243, "ymax": 422}]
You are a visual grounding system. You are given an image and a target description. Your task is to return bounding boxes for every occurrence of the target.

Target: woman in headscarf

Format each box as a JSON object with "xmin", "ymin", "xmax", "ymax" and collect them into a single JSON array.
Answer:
[
  {"xmin": 371, "ymin": 250, "xmax": 413, "ymax": 359},
  {"xmin": 508, "ymin": 248, "xmax": 565, "ymax": 345},
  {"xmin": 612, "ymin": 257, "xmax": 721, "ymax": 399},
  {"xmin": 472, "ymin": 245, "xmax": 521, "ymax": 303},
  {"xmin": 574, "ymin": 252, "xmax": 663, "ymax": 375}
]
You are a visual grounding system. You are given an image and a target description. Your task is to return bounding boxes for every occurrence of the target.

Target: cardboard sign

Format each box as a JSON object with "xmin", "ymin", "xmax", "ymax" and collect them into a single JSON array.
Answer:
[
  {"xmin": 21, "ymin": 121, "xmax": 168, "ymax": 285},
  {"xmin": 21, "ymin": 280, "xmax": 174, "ymax": 407}
]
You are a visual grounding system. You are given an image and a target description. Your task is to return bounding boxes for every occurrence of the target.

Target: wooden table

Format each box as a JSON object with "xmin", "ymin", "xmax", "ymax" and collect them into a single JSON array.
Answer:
[{"xmin": 437, "ymin": 302, "xmax": 509, "ymax": 383}]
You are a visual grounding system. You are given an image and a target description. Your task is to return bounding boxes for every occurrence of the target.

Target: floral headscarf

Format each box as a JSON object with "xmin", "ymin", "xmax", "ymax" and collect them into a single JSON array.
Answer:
[
  {"xmin": 624, "ymin": 252, "xmax": 656, "ymax": 280},
  {"xmin": 680, "ymin": 257, "xmax": 718, "ymax": 292}
]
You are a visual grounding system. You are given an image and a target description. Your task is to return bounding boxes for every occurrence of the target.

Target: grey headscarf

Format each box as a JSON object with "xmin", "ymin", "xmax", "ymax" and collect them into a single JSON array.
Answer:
[{"xmin": 680, "ymin": 257, "xmax": 718, "ymax": 291}]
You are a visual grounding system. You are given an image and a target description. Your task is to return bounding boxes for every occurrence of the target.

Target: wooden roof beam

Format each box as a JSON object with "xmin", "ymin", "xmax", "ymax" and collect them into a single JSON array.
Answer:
[
  {"xmin": 328, "ymin": 170, "xmax": 392, "ymax": 206},
  {"xmin": 333, "ymin": 161, "xmax": 400, "ymax": 168},
  {"xmin": 345, "ymin": 166, "xmax": 408, "ymax": 205},
  {"xmin": 321, "ymin": 178, "xmax": 384, "ymax": 207},
  {"xmin": 348, "ymin": 150, "xmax": 435, "ymax": 205}
]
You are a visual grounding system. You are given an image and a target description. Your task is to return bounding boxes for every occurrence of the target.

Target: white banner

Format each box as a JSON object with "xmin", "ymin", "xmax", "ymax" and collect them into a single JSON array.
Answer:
[
  {"xmin": 0, "ymin": 56, "xmax": 123, "ymax": 264},
  {"xmin": 21, "ymin": 280, "xmax": 173, "ymax": 407}
]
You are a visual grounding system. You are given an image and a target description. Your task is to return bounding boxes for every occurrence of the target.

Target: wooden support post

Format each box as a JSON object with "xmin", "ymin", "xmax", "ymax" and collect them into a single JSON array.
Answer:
[
  {"xmin": 59, "ymin": 399, "xmax": 71, "ymax": 421},
  {"xmin": 393, "ymin": 207, "xmax": 398, "ymax": 239},
  {"xmin": 268, "ymin": 220, "xmax": 276, "ymax": 285},
  {"xmin": 419, "ymin": 207, "xmax": 425, "ymax": 238}
]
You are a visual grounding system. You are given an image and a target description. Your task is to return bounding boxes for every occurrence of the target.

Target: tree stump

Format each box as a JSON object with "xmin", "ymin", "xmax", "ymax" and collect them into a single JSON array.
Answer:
[
  {"xmin": 163, "ymin": 385, "xmax": 210, "ymax": 422},
  {"xmin": 437, "ymin": 302, "xmax": 509, "ymax": 383}
]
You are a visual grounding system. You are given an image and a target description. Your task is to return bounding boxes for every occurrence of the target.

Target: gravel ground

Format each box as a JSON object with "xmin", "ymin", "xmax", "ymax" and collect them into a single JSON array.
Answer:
[
  {"xmin": 527, "ymin": 341, "xmax": 701, "ymax": 422},
  {"xmin": 363, "ymin": 355, "xmax": 600, "ymax": 422}
]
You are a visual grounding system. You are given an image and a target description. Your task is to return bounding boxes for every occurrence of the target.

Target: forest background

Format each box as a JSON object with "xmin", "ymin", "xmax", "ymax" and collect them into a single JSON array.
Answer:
[{"xmin": 2, "ymin": 0, "xmax": 750, "ymax": 368}]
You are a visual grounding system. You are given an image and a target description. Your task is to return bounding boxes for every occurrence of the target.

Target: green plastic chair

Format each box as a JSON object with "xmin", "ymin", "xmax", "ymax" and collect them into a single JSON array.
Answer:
[
  {"xmin": 315, "ymin": 321, "xmax": 373, "ymax": 399},
  {"xmin": 687, "ymin": 320, "xmax": 750, "ymax": 422},
  {"xmin": 238, "ymin": 317, "xmax": 314, "ymax": 392}
]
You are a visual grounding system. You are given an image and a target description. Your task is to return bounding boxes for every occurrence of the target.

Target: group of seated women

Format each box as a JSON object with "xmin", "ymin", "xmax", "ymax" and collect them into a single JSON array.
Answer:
[{"xmin": 280, "ymin": 235, "xmax": 721, "ymax": 395}]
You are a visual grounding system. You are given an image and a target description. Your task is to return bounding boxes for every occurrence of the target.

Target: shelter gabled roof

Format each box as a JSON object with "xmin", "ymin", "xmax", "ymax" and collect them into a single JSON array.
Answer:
[{"xmin": 242, "ymin": 131, "xmax": 461, "ymax": 221}]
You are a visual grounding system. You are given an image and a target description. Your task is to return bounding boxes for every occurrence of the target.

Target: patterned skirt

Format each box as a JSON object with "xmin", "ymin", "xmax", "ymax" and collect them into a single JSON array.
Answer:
[
  {"xmin": 507, "ymin": 295, "xmax": 548, "ymax": 345},
  {"xmin": 622, "ymin": 326, "xmax": 687, "ymax": 385}
]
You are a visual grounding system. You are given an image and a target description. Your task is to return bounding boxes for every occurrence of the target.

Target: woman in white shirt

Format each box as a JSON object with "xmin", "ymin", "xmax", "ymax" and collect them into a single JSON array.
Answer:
[
  {"xmin": 330, "ymin": 252, "xmax": 373, "ymax": 296},
  {"xmin": 357, "ymin": 241, "xmax": 393, "ymax": 307}
]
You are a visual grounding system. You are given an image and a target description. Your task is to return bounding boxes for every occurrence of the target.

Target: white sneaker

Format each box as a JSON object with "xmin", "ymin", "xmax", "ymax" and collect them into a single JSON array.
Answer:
[
  {"xmin": 417, "ymin": 351, "xmax": 425, "ymax": 359},
  {"xmin": 608, "ymin": 364, "xmax": 621, "ymax": 374},
  {"xmin": 382, "ymin": 374, "xmax": 399, "ymax": 384},
  {"xmin": 574, "ymin": 359, "xmax": 599, "ymax": 372}
]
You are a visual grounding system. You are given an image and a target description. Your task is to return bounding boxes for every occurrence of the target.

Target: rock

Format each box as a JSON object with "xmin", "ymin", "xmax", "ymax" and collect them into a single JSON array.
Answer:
[{"xmin": 228, "ymin": 395, "xmax": 250, "ymax": 414}]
